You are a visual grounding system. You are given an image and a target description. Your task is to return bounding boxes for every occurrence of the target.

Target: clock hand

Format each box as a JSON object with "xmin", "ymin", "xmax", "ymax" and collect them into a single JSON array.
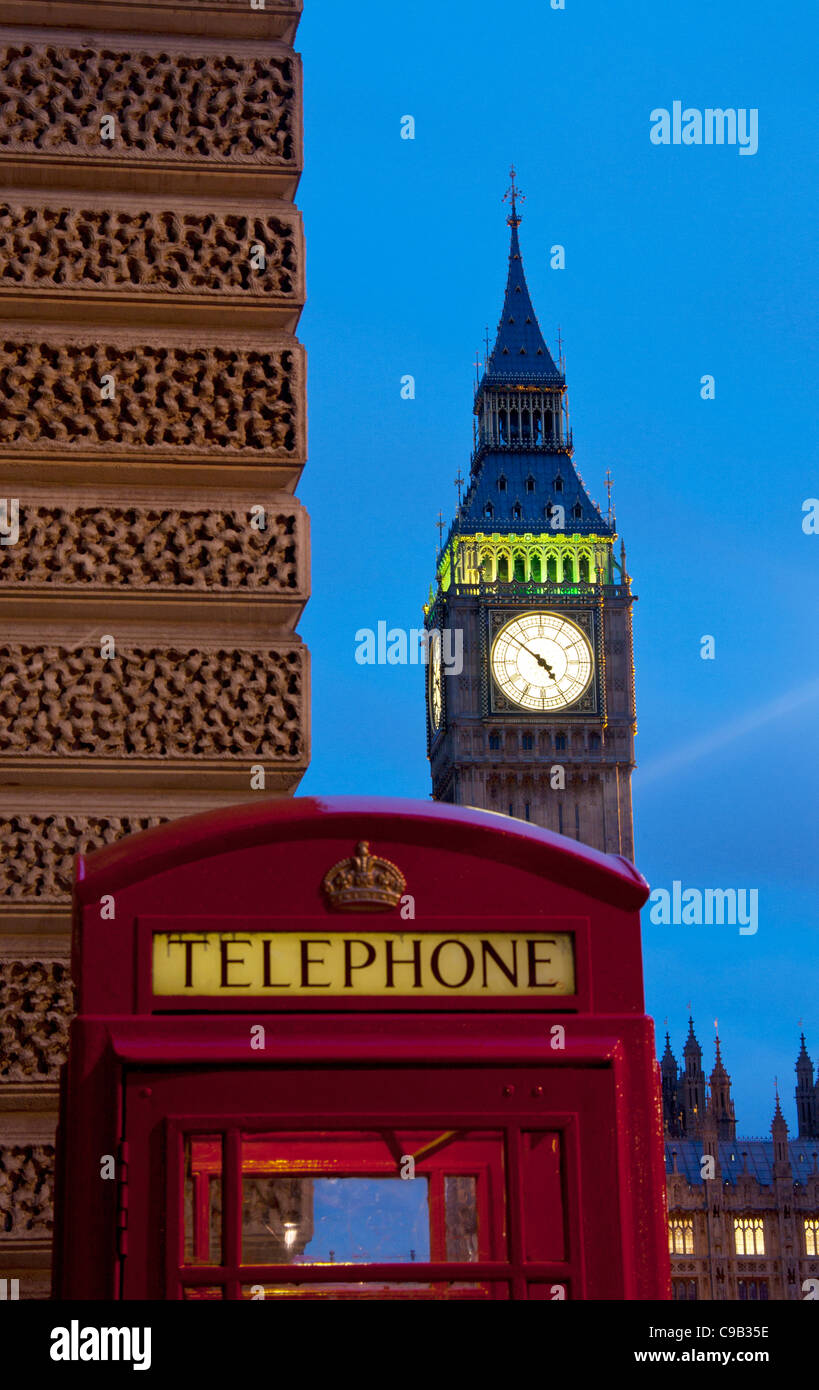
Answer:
[{"xmin": 507, "ymin": 634, "xmax": 556, "ymax": 679}]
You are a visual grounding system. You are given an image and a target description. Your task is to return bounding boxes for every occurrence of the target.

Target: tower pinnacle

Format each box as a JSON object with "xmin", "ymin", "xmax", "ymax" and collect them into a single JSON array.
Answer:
[{"xmin": 503, "ymin": 164, "xmax": 525, "ymax": 228}]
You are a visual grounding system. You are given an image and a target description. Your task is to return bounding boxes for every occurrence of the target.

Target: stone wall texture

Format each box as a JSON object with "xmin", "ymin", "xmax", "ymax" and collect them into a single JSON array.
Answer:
[{"xmin": 0, "ymin": 0, "xmax": 308, "ymax": 1296}]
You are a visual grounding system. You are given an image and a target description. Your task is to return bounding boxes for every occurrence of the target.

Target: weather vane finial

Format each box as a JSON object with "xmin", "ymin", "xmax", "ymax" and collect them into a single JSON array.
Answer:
[{"xmin": 503, "ymin": 165, "xmax": 525, "ymax": 227}]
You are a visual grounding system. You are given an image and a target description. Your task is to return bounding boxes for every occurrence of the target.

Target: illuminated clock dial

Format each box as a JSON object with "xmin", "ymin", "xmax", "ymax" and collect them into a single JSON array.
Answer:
[
  {"xmin": 491, "ymin": 611, "xmax": 593, "ymax": 711},
  {"xmin": 428, "ymin": 636, "xmax": 443, "ymax": 731}
]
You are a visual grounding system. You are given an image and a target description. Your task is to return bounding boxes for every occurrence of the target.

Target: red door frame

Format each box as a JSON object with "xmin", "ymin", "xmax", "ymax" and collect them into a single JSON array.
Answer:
[{"xmin": 119, "ymin": 1056, "xmax": 627, "ymax": 1301}]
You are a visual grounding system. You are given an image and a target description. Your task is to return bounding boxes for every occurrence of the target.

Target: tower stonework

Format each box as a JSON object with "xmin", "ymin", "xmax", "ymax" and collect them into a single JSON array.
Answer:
[
  {"xmin": 425, "ymin": 180, "xmax": 636, "ymax": 858},
  {"xmin": 0, "ymin": 1, "xmax": 308, "ymax": 1297}
]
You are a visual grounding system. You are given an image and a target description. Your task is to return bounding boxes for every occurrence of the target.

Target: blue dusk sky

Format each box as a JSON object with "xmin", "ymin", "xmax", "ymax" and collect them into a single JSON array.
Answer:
[{"xmin": 295, "ymin": 0, "xmax": 817, "ymax": 1136}]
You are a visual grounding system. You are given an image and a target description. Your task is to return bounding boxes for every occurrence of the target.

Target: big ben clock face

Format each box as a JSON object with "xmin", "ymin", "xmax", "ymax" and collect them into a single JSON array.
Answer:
[
  {"xmin": 428, "ymin": 636, "xmax": 443, "ymax": 731},
  {"xmin": 490, "ymin": 611, "xmax": 594, "ymax": 711}
]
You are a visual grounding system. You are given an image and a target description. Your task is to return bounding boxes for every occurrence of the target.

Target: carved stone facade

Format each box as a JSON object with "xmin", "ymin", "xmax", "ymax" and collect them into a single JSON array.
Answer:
[
  {"xmin": 0, "ymin": 337, "xmax": 303, "ymax": 458},
  {"xmin": 0, "ymin": 43, "xmax": 297, "ymax": 166},
  {"xmin": 0, "ymin": 815, "xmax": 166, "ymax": 902},
  {"xmin": 0, "ymin": 0, "xmax": 308, "ymax": 1297},
  {"xmin": 0, "ymin": 961, "xmax": 72, "ymax": 1080},
  {"xmin": 0, "ymin": 505, "xmax": 302, "ymax": 591},
  {"xmin": 0, "ymin": 1144, "xmax": 55, "ymax": 1238},
  {"xmin": 0, "ymin": 203, "xmax": 301, "ymax": 298},
  {"xmin": 0, "ymin": 644, "xmax": 305, "ymax": 759}
]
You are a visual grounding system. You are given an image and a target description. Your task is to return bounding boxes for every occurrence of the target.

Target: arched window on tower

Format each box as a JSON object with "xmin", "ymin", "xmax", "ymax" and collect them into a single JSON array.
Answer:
[
  {"xmin": 525, "ymin": 475, "xmax": 536, "ymax": 494},
  {"xmin": 513, "ymin": 554, "xmax": 525, "ymax": 581},
  {"xmin": 554, "ymin": 476, "xmax": 564, "ymax": 493},
  {"xmin": 484, "ymin": 501, "xmax": 494, "ymax": 521},
  {"xmin": 512, "ymin": 503, "xmax": 522, "ymax": 521},
  {"xmin": 497, "ymin": 475, "xmax": 507, "ymax": 492},
  {"xmin": 544, "ymin": 408, "xmax": 553, "ymax": 437},
  {"xmin": 573, "ymin": 503, "xmax": 583, "ymax": 521},
  {"xmin": 499, "ymin": 410, "xmax": 508, "ymax": 443}
]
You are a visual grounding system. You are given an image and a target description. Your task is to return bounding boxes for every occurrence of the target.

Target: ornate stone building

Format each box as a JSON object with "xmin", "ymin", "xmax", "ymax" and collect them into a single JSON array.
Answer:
[
  {"xmin": 425, "ymin": 174, "xmax": 636, "ymax": 857},
  {"xmin": 0, "ymin": 0, "xmax": 309, "ymax": 1297},
  {"xmin": 662, "ymin": 1023, "xmax": 819, "ymax": 1300}
]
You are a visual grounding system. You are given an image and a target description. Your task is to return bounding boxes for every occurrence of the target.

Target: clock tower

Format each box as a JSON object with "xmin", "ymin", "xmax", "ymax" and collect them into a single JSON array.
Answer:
[{"xmin": 425, "ymin": 174, "xmax": 637, "ymax": 859}]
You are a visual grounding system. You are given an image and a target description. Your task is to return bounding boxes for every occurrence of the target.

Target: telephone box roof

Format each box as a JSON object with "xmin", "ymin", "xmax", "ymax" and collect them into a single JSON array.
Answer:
[{"xmin": 75, "ymin": 796, "xmax": 648, "ymax": 911}]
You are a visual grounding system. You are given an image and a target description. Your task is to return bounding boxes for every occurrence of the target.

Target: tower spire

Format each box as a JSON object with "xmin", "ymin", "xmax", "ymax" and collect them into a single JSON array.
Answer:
[{"xmin": 481, "ymin": 171, "xmax": 562, "ymax": 386}]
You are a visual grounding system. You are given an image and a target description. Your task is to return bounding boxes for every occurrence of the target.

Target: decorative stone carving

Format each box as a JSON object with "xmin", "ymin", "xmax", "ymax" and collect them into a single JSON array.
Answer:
[
  {"xmin": 0, "ymin": 815, "xmax": 165, "ymax": 901},
  {"xmin": 0, "ymin": 341, "xmax": 300, "ymax": 455},
  {"xmin": 0, "ymin": 205, "xmax": 299, "ymax": 298},
  {"xmin": 0, "ymin": 1144, "xmax": 54, "ymax": 1237},
  {"xmin": 0, "ymin": 961, "xmax": 72, "ymax": 1081},
  {"xmin": 0, "ymin": 45, "xmax": 296, "ymax": 165},
  {"xmin": 0, "ymin": 645, "xmax": 305, "ymax": 759},
  {"xmin": 0, "ymin": 507, "xmax": 299, "ymax": 591}
]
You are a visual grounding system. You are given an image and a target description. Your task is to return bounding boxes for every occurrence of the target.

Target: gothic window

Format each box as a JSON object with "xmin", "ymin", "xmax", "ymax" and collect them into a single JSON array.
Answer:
[
  {"xmin": 573, "ymin": 503, "xmax": 583, "ymax": 520},
  {"xmin": 489, "ymin": 732, "xmax": 501, "ymax": 751},
  {"xmin": 512, "ymin": 504, "xmax": 522, "ymax": 521},
  {"xmin": 554, "ymin": 733, "xmax": 567, "ymax": 751},
  {"xmin": 734, "ymin": 1218, "xmax": 765, "ymax": 1256},
  {"xmin": 544, "ymin": 409, "xmax": 553, "ymax": 434},
  {"xmin": 508, "ymin": 802, "xmax": 514, "ymax": 816},
  {"xmin": 513, "ymin": 554, "xmax": 525, "ymax": 581},
  {"xmin": 498, "ymin": 475, "xmax": 507, "ymax": 492},
  {"xmin": 525, "ymin": 476, "xmax": 536, "ymax": 493},
  {"xmin": 578, "ymin": 556, "xmax": 589, "ymax": 581},
  {"xmin": 522, "ymin": 733, "xmax": 534, "ymax": 751},
  {"xmin": 553, "ymin": 476, "xmax": 563, "ymax": 493},
  {"xmin": 737, "ymin": 1279, "xmax": 769, "ymax": 1301},
  {"xmin": 805, "ymin": 1219, "xmax": 819, "ymax": 1256},
  {"xmin": 668, "ymin": 1217, "xmax": 695, "ymax": 1255},
  {"xmin": 484, "ymin": 502, "xmax": 494, "ymax": 520},
  {"xmin": 524, "ymin": 802, "xmax": 531, "ymax": 821},
  {"xmin": 589, "ymin": 732, "xmax": 601, "ymax": 751},
  {"xmin": 672, "ymin": 1279, "xmax": 699, "ymax": 1301}
]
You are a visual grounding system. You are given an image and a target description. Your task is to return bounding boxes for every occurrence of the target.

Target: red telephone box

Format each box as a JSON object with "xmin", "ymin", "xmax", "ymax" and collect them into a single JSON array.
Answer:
[{"xmin": 54, "ymin": 797, "xmax": 669, "ymax": 1301}]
